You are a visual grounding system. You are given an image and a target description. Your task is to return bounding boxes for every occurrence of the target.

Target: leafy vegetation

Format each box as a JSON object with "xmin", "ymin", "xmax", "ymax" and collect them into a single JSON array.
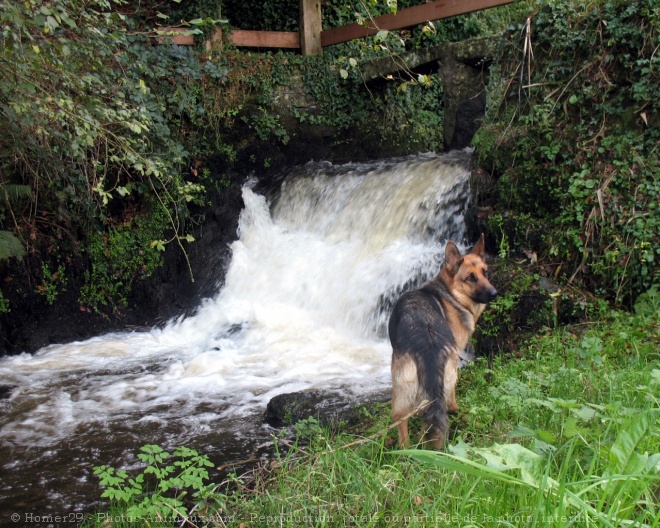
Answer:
[
  {"xmin": 86, "ymin": 295, "xmax": 659, "ymax": 527},
  {"xmin": 473, "ymin": 0, "xmax": 659, "ymax": 306},
  {"xmin": 0, "ymin": 0, "xmax": 228, "ymax": 312},
  {"xmin": 79, "ymin": 205, "xmax": 168, "ymax": 313},
  {"xmin": 92, "ymin": 445, "xmax": 215, "ymax": 523},
  {"xmin": 3, "ymin": 0, "xmax": 504, "ymax": 317}
]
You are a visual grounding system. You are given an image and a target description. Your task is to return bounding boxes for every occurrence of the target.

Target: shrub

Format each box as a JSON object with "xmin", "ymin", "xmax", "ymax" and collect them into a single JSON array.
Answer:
[{"xmin": 474, "ymin": 0, "xmax": 659, "ymax": 306}]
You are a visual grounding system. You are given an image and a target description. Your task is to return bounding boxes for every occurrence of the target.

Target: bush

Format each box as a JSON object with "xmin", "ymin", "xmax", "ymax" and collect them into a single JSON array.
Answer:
[
  {"xmin": 0, "ymin": 0, "xmax": 224, "ymax": 309},
  {"xmin": 474, "ymin": 0, "xmax": 659, "ymax": 306}
]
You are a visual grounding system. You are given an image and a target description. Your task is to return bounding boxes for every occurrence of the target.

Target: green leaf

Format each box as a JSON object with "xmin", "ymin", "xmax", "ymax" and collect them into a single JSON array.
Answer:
[
  {"xmin": 570, "ymin": 405, "xmax": 598, "ymax": 422},
  {"xmin": 535, "ymin": 429, "xmax": 556, "ymax": 444},
  {"xmin": 602, "ymin": 411, "xmax": 659, "ymax": 502},
  {"xmin": 394, "ymin": 448, "xmax": 528, "ymax": 486},
  {"xmin": 394, "ymin": 443, "xmax": 619, "ymax": 526},
  {"xmin": 0, "ymin": 231, "xmax": 26, "ymax": 261},
  {"xmin": 650, "ymin": 369, "xmax": 660, "ymax": 386},
  {"xmin": 563, "ymin": 416, "xmax": 588, "ymax": 438},
  {"xmin": 150, "ymin": 240, "xmax": 166, "ymax": 252},
  {"xmin": 374, "ymin": 29, "xmax": 389, "ymax": 43},
  {"xmin": 607, "ymin": 411, "xmax": 655, "ymax": 476},
  {"xmin": 127, "ymin": 122, "xmax": 143, "ymax": 134},
  {"xmin": 584, "ymin": 179, "xmax": 597, "ymax": 189}
]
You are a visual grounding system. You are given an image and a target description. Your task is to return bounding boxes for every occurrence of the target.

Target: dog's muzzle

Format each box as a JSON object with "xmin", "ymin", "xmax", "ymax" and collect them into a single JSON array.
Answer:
[
  {"xmin": 486, "ymin": 287, "xmax": 498, "ymax": 302},
  {"xmin": 474, "ymin": 287, "xmax": 498, "ymax": 304}
]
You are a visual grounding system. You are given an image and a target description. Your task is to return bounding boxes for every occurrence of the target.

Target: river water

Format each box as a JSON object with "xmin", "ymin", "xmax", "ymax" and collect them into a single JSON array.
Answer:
[{"xmin": 0, "ymin": 151, "xmax": 472, "ymax": 525}]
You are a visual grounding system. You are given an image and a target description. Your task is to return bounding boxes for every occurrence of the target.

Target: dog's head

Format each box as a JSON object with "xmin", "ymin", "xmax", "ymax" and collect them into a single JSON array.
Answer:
[{"xmin": 442, "ymin": 234, "xmax": 498, "ymax": 309}]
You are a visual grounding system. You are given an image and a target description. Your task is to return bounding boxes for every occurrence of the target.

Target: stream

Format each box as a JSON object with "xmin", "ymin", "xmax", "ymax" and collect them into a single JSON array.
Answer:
[{"xmin": 0, "ymin": 150, "xmax": 472, "ymax": 526}]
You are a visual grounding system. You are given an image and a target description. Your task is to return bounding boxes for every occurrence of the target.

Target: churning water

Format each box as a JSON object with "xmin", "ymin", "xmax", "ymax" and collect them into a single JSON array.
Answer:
[{"xmin": 0, "ymin": 151, "xmax": 472, "ymax": 522}]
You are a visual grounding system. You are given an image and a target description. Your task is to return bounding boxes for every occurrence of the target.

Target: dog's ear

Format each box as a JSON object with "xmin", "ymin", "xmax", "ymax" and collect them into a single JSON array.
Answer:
[
  {"xmin": 445, "ymin": 241, "xmax": 463, "ymax": 275},
  {"xmin": 471, "ymin": 233, "xmax": 486, "ymax": 257}
]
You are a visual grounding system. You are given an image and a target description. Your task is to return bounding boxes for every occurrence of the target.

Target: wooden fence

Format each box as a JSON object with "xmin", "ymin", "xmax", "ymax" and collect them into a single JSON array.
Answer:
[{"xmin": 163, "ymin": 0, "xmax": 514, "ymax": 55}]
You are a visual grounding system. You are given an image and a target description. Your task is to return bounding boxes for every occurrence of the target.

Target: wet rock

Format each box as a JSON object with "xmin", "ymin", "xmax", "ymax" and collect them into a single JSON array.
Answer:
[
  {"xmin": 264, "ymin": 390, "xmax": 391, "ymax": 428},
  {"xmin": 264, "ymin": 390, "xmax": 335, "ymax": 427}
]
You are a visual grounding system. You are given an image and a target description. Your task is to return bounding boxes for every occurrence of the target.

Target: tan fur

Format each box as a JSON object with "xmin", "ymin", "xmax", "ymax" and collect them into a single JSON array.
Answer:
[
  {"xmin": 391, "ymin": 353, "xmax": 419, "ymax": 446},
  {"xmin": 443, "ymin": 346, "xmax": 460, "ymax": 413},
  {"xmin": 390, "ymin": 234, "xmax": 496, "ymax": 450}
]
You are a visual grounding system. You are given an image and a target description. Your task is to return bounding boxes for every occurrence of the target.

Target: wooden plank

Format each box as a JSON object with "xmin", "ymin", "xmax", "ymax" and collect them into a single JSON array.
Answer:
[
  {"xmin": 321, "ymin": 0, "xmax": 514, "ymax": 47},
  {"xmin": 158, "ymin": 28, "xmax": 195, "ymax": 45},
  {"xmin": 159, "ymin": 28, "xmax": 300, "ymax": 49},
  {"xmin": 230, "ymin": 29, "xmax": 300, "ymax": 48},
  {"xmin": 300, "ymin": 0, "xmax": 323, "ymax": 56}
]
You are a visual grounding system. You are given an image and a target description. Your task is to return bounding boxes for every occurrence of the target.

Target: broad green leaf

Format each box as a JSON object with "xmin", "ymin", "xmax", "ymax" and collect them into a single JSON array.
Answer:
[
  {"xmin": 606, "ymin": 411, "xmax": 656, "ymax": 477},
  {"xmin": 650, "ymin": 369, "xmax": 660, "ymax": 386},
  {"xmin": 393, "ymin": 448, "xmax": 528, "ymax": 487},
  {"xmin": 535, "ymin": 429, "xmax": 556, "ymax": 444},
  {"xmin": 0, "ymin": 231, "xmax": 26, "ymax": 261},
  {"xmin": 509, "ymin": 424, "xmax": 536, "ymax": 438},
  {"xmin": 570, "ymin": 405, "xmax": 598, "ymax": 422},
  {"xmin": 374, "ymin": 30, "xmax": 389, "ymax": 42},
  {"xmin": 394, "ymin": 444, "xmax": 619, "ymax": 527},
  {"xmin": 563, "ymin": 416, "xmax": 588, "ymax": 438},
  {"xmin": 602, "ymin": 411, "xmax": 659, "ymax": 501},
  {"xmin": 489, "ymin": 443, "xmax": 546, "ymax": 487}
]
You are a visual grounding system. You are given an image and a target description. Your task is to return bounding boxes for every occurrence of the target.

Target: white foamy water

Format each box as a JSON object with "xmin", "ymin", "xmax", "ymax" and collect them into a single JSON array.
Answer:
[{"xmin": 0, "ymin": 151, "xmax": 471, "ymax": 515}]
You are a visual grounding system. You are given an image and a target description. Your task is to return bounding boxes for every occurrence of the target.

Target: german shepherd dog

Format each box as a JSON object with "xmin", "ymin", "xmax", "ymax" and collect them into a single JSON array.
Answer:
[{"xmin": 389, "ymin": 234, "xmax": 497, "ymax": 449}]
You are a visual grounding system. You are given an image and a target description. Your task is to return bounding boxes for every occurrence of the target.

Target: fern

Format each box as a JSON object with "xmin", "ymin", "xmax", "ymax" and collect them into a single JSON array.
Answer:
[
  {"xmin": 0, "ymin": 231, "xmax": 25, "ymax": 261},
  {"xmin": 1, "ymin": 184, "xmax": 31, "ymax": 203}
]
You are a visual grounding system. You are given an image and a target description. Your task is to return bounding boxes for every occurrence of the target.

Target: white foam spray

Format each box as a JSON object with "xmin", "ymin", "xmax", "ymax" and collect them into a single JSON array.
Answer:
[{"xmin": 0, "ymin": 151, "xmax": 472, "ymax": 448}]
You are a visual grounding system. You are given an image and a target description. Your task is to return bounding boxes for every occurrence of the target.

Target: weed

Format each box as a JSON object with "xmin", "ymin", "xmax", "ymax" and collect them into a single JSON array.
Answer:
[
  {"xmin": 92, "ymin": 445, "xmax": 215, "ymax": 525},
  {"xmin": 35, "ymin": 262, "xmax": 68, "ymax": 305},
  {"xmin": 79, "ymin": 209, "xmax": 166, "ymax": 314},
  {"xmin": 474, "ymin": 0, "xmax": 660, "ymax": 306}
]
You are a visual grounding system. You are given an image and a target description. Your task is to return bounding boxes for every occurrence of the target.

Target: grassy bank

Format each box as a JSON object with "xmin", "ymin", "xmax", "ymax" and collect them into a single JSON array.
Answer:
[{"xmin": 86, "ymin": 290, "xmax": 659, "ymax": 527}]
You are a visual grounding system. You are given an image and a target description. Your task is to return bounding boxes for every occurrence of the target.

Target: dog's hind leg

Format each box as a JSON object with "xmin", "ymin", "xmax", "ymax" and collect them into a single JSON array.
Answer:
[
  {"xmin": 391, "ymin": 353, "xmax": 418, "ymax": 447},
  {"xmin": 396, "ymin": 417, "xmax": 410, "ymax": 447},
  {"xmin": 419, "ymin": 420, "xmax": 445, "ymax": 450},
  {"xmin": 444, "ymin": 349, "xmax": 460, "ymax": 414}
]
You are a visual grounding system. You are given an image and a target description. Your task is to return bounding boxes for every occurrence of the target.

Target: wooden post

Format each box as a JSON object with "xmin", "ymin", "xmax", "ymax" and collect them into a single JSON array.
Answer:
[
  {"xmin": 205, "ymin": 2, "xmax": 223, "ymax": 54},
  {"xmin": 300, "ymin": 0, "xmax": 322, "ymax": 56}
]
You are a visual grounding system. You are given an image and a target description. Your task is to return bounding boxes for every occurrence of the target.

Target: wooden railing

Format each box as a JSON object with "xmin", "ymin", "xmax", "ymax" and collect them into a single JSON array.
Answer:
[{"xmin": 163, "ymin": 0, "xmax": 514, "ymax": 55}]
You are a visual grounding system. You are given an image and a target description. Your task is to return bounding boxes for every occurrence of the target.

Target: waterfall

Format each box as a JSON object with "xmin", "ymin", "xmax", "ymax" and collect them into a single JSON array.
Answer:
[{"xmin": 0, "ymin": 150, "xmax": 472, "ymax": 514}]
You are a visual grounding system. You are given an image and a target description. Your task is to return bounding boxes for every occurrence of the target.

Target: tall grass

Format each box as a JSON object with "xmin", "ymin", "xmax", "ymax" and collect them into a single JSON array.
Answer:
[{"xmin": 88, "ymin": 302, "xmax": 659, "ymax": 527}]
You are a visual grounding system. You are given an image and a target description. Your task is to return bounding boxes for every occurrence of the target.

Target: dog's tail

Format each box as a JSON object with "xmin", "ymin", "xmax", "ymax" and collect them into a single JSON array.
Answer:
[{"xmin": 419, "ymin": 347, "xmax": 451, "ymax": 447}]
